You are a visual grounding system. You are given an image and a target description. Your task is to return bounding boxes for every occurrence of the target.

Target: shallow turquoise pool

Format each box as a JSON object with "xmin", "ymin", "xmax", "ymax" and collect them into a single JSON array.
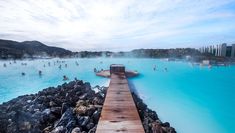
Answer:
[{"xmin": 0, "ymin": 58, "xmax": 234, "ymax": 133}]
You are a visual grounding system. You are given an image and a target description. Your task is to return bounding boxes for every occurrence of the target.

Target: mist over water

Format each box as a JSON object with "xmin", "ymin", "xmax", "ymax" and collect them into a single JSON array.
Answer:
[{"xmin": 0, "ymin": 58, "xmax": 235, "ymax": 133}]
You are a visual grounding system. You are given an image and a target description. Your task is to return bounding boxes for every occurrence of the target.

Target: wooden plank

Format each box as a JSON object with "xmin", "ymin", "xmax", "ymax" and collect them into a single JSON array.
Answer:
[{"xmin": 96, "ymin": 72, "xmax": 145, "ymax": 133}]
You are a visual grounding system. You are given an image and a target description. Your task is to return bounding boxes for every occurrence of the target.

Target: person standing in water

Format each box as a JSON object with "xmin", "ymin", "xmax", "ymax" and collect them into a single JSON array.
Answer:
[
  {"xmin": 153, "ymin": 65, "xmax": 157, "ymax": 71},
  {"xmin": 75, "ymin": 61, "xmax": 79, "ymax": 66},
  {"xmin": 39, "ymin": 70, "xmax": 42, "ymax": 76},
  {"xmin": 94, "ymin": 68, "xmax": 97, "ymax": 73},
  {"xmin": 63, "ymin": 75, "xmax": 69, "ymax": 81}
]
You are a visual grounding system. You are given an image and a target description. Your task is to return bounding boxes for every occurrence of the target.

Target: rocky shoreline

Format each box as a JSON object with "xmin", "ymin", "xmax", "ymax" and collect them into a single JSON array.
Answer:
[{"xmin": 0, "ymin": 80, "xmax": 176, "ymax": 133}]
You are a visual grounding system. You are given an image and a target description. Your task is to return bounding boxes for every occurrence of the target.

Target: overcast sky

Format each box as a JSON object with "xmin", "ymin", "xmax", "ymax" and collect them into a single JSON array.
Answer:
[{"xmin": 0, "ymin": 0, "xmax": 235, "ymax": 51}]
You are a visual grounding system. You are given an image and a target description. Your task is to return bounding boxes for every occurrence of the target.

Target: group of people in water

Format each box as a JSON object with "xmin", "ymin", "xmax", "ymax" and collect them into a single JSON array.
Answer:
[
  {"xmin": 2, "ymin": 59, "xmax": 171, "ymax": 81},
  {"xmin": 21, "ymin": 70, "xmax": 42, "ymax": 76},
  {"xmin": 1, "ymin": 60, "xmax": 78, "ymax": 81},
  {"xmin": 3, "ymin": 61, "xmax": 27, "ymax": 68},
  {"xmin": 2, "ymin": 60, "xmax": 18, "ymax": 67},
  {"xmin": 93, "ymin": 61, "xmax": 105, "ymax": 73},
  {"xmin": 153, "ymin": 65, "xmax": 168, "ymax": 72},
  {"xmin": 93, "ymin": 68, "xmax": 104, "ymax": 73},
  {"xmin": 20, "ymin": 69, "xmax": 70, "ymax": 81}
]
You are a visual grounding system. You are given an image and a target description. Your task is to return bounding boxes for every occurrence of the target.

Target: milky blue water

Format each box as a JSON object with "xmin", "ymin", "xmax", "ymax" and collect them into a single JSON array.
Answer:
[{"xmin": 0, "ymin": 58, "xmax": 235, "ymax": 133}]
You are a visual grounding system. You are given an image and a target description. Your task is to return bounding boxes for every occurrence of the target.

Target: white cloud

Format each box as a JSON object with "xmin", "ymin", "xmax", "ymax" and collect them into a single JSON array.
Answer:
[{"xmin": 0, "ymin": 0, "xmax": 235, "ymax": 51}]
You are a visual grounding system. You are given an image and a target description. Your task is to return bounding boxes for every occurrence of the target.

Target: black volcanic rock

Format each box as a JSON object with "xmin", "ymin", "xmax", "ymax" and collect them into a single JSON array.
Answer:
[
  {"xmin": 0, "ymin": 80, "xmax": 107, "ymax": 133},
  {"xmin": 0, "ymin": 39, "xmax": 72, "ymax": 59}
]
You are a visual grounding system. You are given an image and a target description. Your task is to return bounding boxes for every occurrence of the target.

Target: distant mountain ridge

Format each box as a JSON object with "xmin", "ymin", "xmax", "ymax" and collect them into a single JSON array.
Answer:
[
  {"xmin": 0, "ymin": 38, "xmax": 208, "ymax": 61},
  {"xmin": 0, "ymin": 39, "xmax": 72, "ymax": 59}
]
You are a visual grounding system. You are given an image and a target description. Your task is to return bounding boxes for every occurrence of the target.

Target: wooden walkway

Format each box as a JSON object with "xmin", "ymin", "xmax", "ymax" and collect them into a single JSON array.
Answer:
[{"xmin": 96, "ymin": 72, "xmax": 145, "ymax": 133}]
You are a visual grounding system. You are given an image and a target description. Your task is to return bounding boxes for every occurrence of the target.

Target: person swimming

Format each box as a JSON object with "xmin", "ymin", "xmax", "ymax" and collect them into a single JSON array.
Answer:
[
  {"xmin": 165, "ymin": 67, "xmax": 168, "ymax": 72},
  {"xmin": 3, "ymin": 63, "xmax": 6, "ymax": 67},
  {"xmin": 65, "ymin": 64, "xmax": 68, "ymax": 68},
  {"xmin": 59, "ymin": 65, "xmax": 62, "ymax": 69},
  {"xmin": 21, "ymin": 72, "xmax": 25, "ymax": 76},
  {"xmin": 63, "ymin": 75, "xmax": 69, "ymax": 81}
]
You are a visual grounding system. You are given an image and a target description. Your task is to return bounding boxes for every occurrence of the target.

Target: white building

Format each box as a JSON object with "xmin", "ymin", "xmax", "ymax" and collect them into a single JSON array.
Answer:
[
  {"xmin": 202, "ymin": 60, "xmax": 210, "ymax": 65},
  {"xmin": 221, "ymin": 43, "xmax": 227, "ymax": 57},
  {"xmin": 199, "ymin": 43, "xmax": 227, "ymax": 57},
  {"xmin": 231, "ymin": 44, "xmax": 235, "ymax": 58}
]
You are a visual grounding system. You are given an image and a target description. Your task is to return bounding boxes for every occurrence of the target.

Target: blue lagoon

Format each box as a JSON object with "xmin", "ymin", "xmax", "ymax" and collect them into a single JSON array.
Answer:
[{"xmin": 0, "ymin": 58, "xmax": 235, "ymax": 133}]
